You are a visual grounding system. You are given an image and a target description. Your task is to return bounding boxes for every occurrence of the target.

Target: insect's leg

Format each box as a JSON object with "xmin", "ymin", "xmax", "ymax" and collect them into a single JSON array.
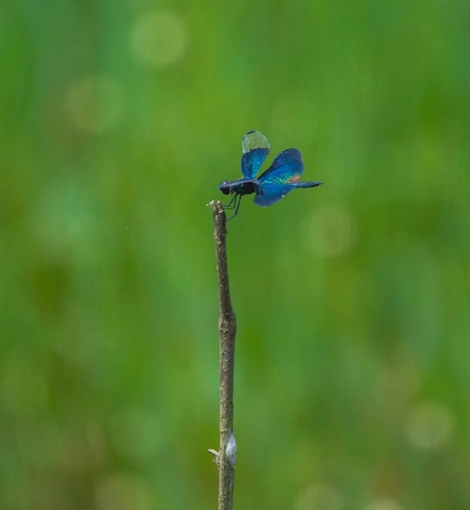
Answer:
[
  {"xmin": 223, "ymin": 194, "xmax": 237, "ymax": 209},
  {"xmin": 227, "ymin": 195, "xmax": 242, "ymax": 221}
]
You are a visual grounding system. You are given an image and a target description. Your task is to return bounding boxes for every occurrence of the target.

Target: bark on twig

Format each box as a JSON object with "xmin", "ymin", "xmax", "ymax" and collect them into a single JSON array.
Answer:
[{"xmin": 208, "ymin": 200, "xmax": 237, "ymax": 510}]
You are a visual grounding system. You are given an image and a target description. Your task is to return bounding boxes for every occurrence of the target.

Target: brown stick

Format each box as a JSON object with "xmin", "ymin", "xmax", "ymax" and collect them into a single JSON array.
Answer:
[{"xmin": 208, "ymin": 200, "xmax": 237, "ymax": 510}]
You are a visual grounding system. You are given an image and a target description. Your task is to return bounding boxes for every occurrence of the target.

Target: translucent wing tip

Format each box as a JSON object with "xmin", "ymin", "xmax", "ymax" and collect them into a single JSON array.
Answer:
[{"xmin": 242, "ymin": 130, "xmax": 270, "ymax": 154}]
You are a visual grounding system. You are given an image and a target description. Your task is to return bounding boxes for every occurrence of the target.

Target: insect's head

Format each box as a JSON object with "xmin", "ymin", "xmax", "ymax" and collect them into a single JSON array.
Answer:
[{"xmin": 219, "ymin": 180, "xmax": 232, "ymax": 195}]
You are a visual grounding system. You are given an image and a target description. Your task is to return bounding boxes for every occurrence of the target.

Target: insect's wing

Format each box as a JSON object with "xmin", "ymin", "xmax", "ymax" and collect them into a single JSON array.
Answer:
[
  {"xmin": 253, "ymin": 183, "xmax": 296, "ymax": 207},
  {"xmin": 258, "ymin": 148, "xmax": 303, "ymax": 184},
  {"xmin": 254, "ymin": 149, "xmax": 303, "ymax": 207},
  {"xmin": 241, "ymin": 130, "xmax": 270, "ymax": 179}
]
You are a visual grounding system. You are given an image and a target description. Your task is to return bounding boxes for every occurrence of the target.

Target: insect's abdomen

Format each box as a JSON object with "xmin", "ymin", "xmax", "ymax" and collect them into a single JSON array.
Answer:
[{"xmin": 295, "ymin": 182, "xmax": 323, "ymax": 188}]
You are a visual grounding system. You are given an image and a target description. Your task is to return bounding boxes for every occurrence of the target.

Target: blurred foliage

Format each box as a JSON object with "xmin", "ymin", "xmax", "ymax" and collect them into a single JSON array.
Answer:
[{"xmin": 1, "ymin": 0, "xmax": 470, "ymax": 509}]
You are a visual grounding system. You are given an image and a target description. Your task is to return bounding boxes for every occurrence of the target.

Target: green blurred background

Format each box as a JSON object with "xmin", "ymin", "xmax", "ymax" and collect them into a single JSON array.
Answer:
[{"xmin": 1, "ymin": 0, "xmax": 470, "ymax": 509}]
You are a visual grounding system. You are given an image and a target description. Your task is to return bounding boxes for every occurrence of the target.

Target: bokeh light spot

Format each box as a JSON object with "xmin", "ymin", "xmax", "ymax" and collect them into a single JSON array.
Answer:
[
  {"xmin": 32, "ymin": 175, "xmax": 97, "ymax": 264},
  {"xmin": 405, "ymin": 401, "xmax": 454, "ymax": 450},
  {"xmin": 64, "ymin": 75, "xmax": 124, "ymax": 133},
  {"xmin": 363, "ymin": 499, "xmax": 404, "ymax": 510},
  {"xmin": 95, "ymin": 473, "xmax": 155, "ymax": 510},
  {"xmin": 304, "ymin": 205, "xmax": 357, "ymax": 258},
  {"xmin": 130, "ymin": 9, "xmax": 187, "ymax": 67},
  {"xmin": 297, "ymin": 483, "xmax": 343, "ymax": 510}
]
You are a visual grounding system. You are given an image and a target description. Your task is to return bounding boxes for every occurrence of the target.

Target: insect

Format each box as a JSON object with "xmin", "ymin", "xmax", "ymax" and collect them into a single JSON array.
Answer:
[{"xmin": 219, "ymin": 130, "xmax": 323, "ymax": 220}]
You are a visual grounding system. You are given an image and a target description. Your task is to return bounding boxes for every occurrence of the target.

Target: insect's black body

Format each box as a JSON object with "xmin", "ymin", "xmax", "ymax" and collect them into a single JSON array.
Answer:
[
  {"xmin": 219, "ymin": 178, "xmax": 260, "ymax": 197},
  {"xmin": 219, "ymin": 179, "xmax": 262, "ymax": 219}
]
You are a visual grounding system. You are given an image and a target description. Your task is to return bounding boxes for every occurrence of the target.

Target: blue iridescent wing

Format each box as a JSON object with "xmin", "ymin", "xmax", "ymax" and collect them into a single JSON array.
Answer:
[
  {"xmin": 253, "ymin": 183, "xmax": 297, "ymax": 207},
  {"xmin": 254, "ymin": 149, "xmax": 323, "ymax": 206},
  {"xmin": 254, "ymin": 149, "xmax": 303, "ymax": 206},
  {"xmin": 241, "ymin": 130, "xmax": 270, "ymax": 179},
  {"xmin": 258, "ymin": 148, "xmax": 303, "ymax": 184}
]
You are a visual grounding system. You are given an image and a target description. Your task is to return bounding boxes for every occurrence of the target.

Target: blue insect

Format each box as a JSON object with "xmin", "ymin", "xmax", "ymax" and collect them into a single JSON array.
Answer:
[{"xmin": 219, "ymin": 130, "xmax": 323, "ymax": 220}]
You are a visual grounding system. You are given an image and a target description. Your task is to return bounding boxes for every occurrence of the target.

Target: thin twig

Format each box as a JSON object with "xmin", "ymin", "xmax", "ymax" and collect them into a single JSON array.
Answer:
[{"xmin": 208, "ymin": 200, "xmax": 237, "ymax": 510}]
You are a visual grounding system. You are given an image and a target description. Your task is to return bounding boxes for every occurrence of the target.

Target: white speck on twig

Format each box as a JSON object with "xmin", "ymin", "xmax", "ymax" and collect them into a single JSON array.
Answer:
[{"xmin": 226, "ymin": 431, "xmax": 237, "ymax": 468}]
